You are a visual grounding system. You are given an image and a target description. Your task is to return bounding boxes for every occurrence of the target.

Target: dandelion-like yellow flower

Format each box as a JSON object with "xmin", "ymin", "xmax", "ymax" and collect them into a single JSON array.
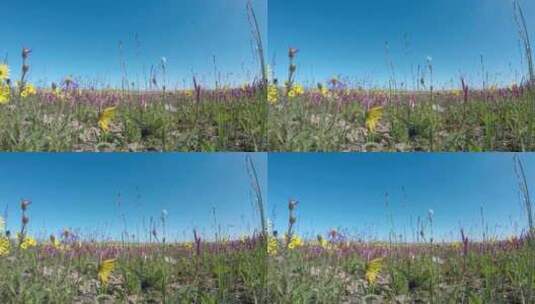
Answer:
[
  {"xmin": 319, "ymin": 237, "xmax": 332, "ymax": 250},
  {"xmin": 287, "ymin": 84, "xmax": 304, "ymax": 99},
  {"xmin": 183, "ymin": 242, "xmax": 193, "ymax": 249},
  {"xmin": 0, "ymin": 84, "xmax": 10, "ymax": 105},
  {"xmin": 0, "ymin": 237, "xmax": 10, "ymax": 256},
  {"xmin": 365, "ymin": 258, "xmax": 384, "ymax": 284},
  {"xmin": 20, "ymin": 83, "xmax": 37, "ymax": 98},
  {"xmin": 0, "ymin": 64, "xmax": 10, "ymax": 81},
  {"xmin": 267, "ymin": 236, "xmax": 278, "ymax": 255},
  {"xmin": 184, "ymin": 90, "xmax": 193, "ymax": 98},
  {"xmin": 98, "ymin": 106, "xmax": 117, "ymax": 132},
  {"xmin": 320, "ymin": 86, "xmax": 331, "ymax": 98},
  {"xmin": 52, "ymin": 87, "xmax": 65, "ymax": 100},
  {"xmin": 51, "ymin": 237, "xmax": 67, "ymax": 251},
  {"xmin": 20, "ymin": 236, "xmax": 37, "ymax": 250},
  {"xmin": 287, "ymin": 235, "xmax": 304, "ymax": 250},
  {"xmin": 267, "ymin": 85, "xmax": 279, "ymax": 104},
  {"xmin": 365, "ymin": 106, "xmax": 384, "ymax": 133},
  {"xmin": 450, "ymin": 241, "xmax": 462, "ymax": 250},
  {"xmin": 98, "ymin": 258, "xmax": 116, "ymax": 285}
]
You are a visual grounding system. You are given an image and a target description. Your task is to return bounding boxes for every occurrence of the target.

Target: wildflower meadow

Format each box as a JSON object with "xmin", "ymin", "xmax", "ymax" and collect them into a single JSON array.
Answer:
[
  {"xmin": 267, "ymin": 0, "xmax": 535, "ymax": 152},
  {"xmin": 0, "ymin": 51, "xmax": 267, "ymax": 152},
  {"xmin": 265, "ymin": 156, "xmax": 535, "ymax": 303}
]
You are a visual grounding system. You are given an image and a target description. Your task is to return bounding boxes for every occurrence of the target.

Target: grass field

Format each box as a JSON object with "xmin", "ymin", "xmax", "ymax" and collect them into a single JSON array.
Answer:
[
  {"xmin": 0, "ymin": 72, "xmax": 267, "ymax": 152},
  {"xmin": 0, "ymin": 198, "xmax": 269, "ymax": 304},
  {"xmin": 267, "ymin": 83, "xmax": 535, "ymax": 152},
  {"xmin": 263, "ymin": 156, "xmax": 535, "ymax": 304},
  {"xmin": 268, "ymin": 234, "xmax": 534, "ymax": 303},
  {"xmin": 266, "ymin": 196, "xmax": 535, "ymax": 304}
]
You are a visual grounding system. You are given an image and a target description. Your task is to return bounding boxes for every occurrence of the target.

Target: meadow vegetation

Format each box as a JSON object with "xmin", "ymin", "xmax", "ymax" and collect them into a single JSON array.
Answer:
[
  {"xmin": 0, "ymin": 50, "xmax": 267, "ymax": 152},
  {"xmin": 267, "ymin": 0, "xmax": 535, "ymax": 152},
  {"xmin": 0, "ymin": 157, "xmax": 269, "ymax": 303},
  {"xmin": 0, "ymin": 2, "xmax": 268, "ymax": 152},
  {"xmin": 265, "ymin": 157, "xmax": 535, "ymax": 303}
]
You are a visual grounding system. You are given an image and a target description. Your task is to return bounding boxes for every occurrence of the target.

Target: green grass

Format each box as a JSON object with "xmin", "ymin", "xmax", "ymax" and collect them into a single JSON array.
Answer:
[
  {"xmin": 266, "ymin": 240, "xmax": 535, "ymax": 303},
  {"xmin": 268, "ymin": 90, "xmax": 535, "ymax": 152},
  {"xmin": 0, "ymin": 240, "xmax": 268, "ymax": 303},
  {"xmin": 0, "ymin": 89, "xmax": 267, "ymax": 152}
]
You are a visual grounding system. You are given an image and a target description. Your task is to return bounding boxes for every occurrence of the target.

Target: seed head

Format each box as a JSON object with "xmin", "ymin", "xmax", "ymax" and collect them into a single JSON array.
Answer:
[
  {"xmin": 288, "ymin": 200, "xmax": 298, "ymax": 210},
  {"xmin": 288, "ymin": 47, "xmax": 298, "ymax": 59},
  {"xmin": 22, "ymin": 48, "xmax": 32, "ymax": 60},
  {"xmin": 20, "ymin": 199, "xmax": 31, "ymax": 211}
]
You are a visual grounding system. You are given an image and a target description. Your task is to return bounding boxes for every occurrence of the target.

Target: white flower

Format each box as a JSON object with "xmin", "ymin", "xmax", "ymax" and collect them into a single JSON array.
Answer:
[
  {"xmin": 432, "ymin": 104, "xmax": 445, "ymax": 113},
  {"xmin": 432, "ymin": 256, "xmax": 444, "ymax": 264}
]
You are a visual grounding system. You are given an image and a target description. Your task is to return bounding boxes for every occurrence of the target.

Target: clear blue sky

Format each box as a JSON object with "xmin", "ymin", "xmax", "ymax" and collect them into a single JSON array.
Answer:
[
  {"xmin": 268, "ymin": 153, "xmax": 534, "ymax": 242},
  {"xmin": 2, "ymin": 0, "xmax": 266, "ymax": 88},
  {"xmin": 0, "ymin": 153, "xmax": 267, "ymax": 242},
  {"xmin": 269, "ymin": 0, "xmax": 535, "ymax": 88}
]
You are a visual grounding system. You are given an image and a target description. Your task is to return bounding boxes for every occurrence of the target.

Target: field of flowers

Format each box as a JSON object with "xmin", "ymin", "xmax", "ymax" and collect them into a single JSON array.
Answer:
[
  {"xmin": 0, "ymin": 200, "xmax": 268, "ymax": 303},
  {"xmin": 267, "ymin": 232, "xmax": 534, "ymax": 303},
  {"xmin": 267, "ymin": 49, "xmax": 535, "ymax": 152},
  {"xmin": 0, "ymin": 50, "xmax": 267, "ymax": 152},
  {"xmin": 265, "ymin": 197, "xmax": 535, "ymax": 304},
  {"xmin": 2, "ymin": 47, "xmax": 534, "ymax": 152},
  {"xmin": 268, "ymin": 81, "xmax": 535, "ymax": 152}
]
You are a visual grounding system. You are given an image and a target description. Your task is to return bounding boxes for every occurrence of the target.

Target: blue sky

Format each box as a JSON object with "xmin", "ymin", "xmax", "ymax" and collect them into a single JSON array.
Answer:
[
  {"xmin": 269, "ymin": 0, "xmax": 535, "ymax": 88},
  {"xmin": 0, "ymin": 153, "xmax": 267, "ymax": 241},
  {"xmin": 1, "ymin": 0, "xmax": 266, "ymax": 88},
  {"xmin": 268, "ymin": 153, "xmax": 534, "ymax": 242},
  {"xmin": 1, "ymin": 152, "xmax": 533, "ymax": 243}
]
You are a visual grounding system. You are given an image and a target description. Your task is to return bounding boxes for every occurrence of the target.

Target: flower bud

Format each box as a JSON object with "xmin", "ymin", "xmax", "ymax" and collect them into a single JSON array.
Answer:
[
  {"xmin": 288, "ymin": 47, "xmax": 298, "ymax": 59},
  {"xmin": 22, "ymin": 48, "xmax": 31, "ymax": 60},
  {"xmin": 21, "ymin": 199, "xmax": 31, "ymax": 211}
]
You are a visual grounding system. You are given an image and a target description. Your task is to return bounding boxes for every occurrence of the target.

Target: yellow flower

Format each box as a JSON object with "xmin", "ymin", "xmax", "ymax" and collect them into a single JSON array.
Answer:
[
  {"xmin": 320, "ymin": 86, "xmax": 331, "ymax": 98},
  {"xmin": 287, "ymin": 235, "xmax": 304, "ymax": 250},
  {"xmin": 0, "ymin": 64, "xmax": 10, "ymax": 81},
  {"xmin": 20, "ymin": 84, "xmax": 37, "ymax": 98},
  {"xmin": 0, "ymin": 84, "xmax": 10, "ymax": 104},
  {"xmin": 52, "ymin": 87, "xmax": 65, "ymax": 99},
  {"xmin": 319, "ymin": 237, "xmax": 332, "ymax": 250},
  {"xmin": 20, "ymin": 236, "xmax": 37, "ymax": 250},
  {"xmin": 365, "ymin": 258, "xmax": 384, "ymax": 284},
  {"xmin": 50, "ymin": 236, "xmax": 67, "ymax": 251},
  {"xmin": 0, "ymin": 237, "xmax": 10, "ymax": 256},
  {"xmin": 267, "ymin": 236, "xmax": 278, "ymax": 255},
  {"xmin": 287, "ymin": 84, "xmax": 304, "ymax": 99},
  {"xmin": 267, "ymin": 85, "xmax": 279, "ymax": 104},
  {"xmin": 184, "ymin": 90, "xmax": 193, "ymax": 98},
  {"xmin": 98, "ymin": 258, "xmax": 116, "ymax": 285},
  {"xmin": 183, "ymin": 242, "xmax": 193, "ymax": 249},
  {"xmin": 98, "ymin": 106, "xmax": 117, "ymax": 132},
  {"xmin": 365, "ymin": 106, "xmax": 384, "ymax": 133}
]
